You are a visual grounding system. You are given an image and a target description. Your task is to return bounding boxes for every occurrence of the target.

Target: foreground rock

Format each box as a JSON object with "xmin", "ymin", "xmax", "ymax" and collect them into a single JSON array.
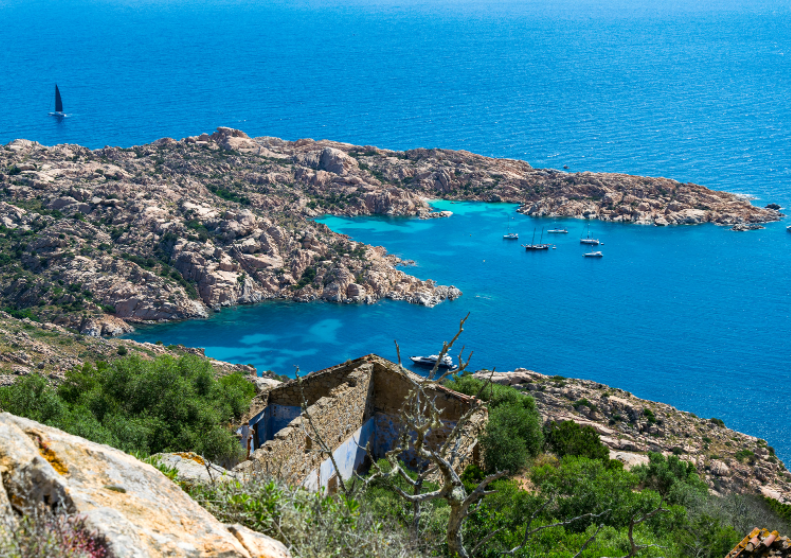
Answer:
[
  {"xmin": 473, "ymin": 369, "xmax": 791, "ymax": 504},
  {"xmin": 0, "ymin": 413, "xmax": 290, "ymax": 557},
  {"xmin": 0, "ymin": 128, "xmax": 775, "ymax": 333}
]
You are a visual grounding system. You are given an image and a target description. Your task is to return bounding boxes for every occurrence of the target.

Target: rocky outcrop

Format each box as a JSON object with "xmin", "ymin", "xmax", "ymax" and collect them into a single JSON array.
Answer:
[
  {"xmin": 472, "ymin": 369, "xmax": 791, "ymax": 504},
  {"xmin": 1, "ymin": 128, "xmax": 775, "ymax": 334},
  {"xmin": 0, "ymin": 413, "xmax": 290, "ymax": 558}
]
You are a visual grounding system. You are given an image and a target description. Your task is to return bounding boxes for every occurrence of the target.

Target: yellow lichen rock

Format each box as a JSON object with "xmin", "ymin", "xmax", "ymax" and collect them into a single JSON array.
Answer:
[{"xmin": 0, "ymin": 413, "xmax": 290, "ymax": 558}]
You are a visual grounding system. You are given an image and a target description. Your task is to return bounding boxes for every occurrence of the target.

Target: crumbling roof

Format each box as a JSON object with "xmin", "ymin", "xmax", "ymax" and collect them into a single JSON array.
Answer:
[{"xmin": 726, "ymin": 528, "xmax": 791, "ymax": 558}]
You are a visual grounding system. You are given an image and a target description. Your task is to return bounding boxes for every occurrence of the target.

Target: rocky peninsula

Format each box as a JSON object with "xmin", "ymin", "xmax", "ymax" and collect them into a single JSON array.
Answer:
[{"xmin": 0, "ymin": 127, "xmax": 781, "ymax": 334}]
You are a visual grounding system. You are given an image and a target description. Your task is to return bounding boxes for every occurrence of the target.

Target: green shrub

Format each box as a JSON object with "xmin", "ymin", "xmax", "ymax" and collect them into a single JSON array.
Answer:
[
  {"xmin": 0, "ymin": 355, "xmax": 255, "ymax": 462},
  {"xmin": 632, "ymin": 452, "xmax": 707, "ymax": 505},
  {"xmin": 444, "ymin": 373, "xmax": 536, "ymax": 411},
  {"xmin": 543, "ymin": 420, "xmax": 609, "ymax": 461},
  {"xmin": 480, "ymin": 402, "xmax": 542, "ymax": 474},
  {"xmin": 116, "ymin": 346, "xmax": 128, "ymax": 356},
  {"xmin": 445, "ymin": 374, "xmax": 543, "ymax": 473},
  {"xmin": 643, "ymin": 408, "xmax": 657, "ymax": 424},
  {"xmin": 530, "ymin": 455, "xmax": 680, "ymax": 532},
  {"xmin": 0, "ymin": 507, "xmax": 106, "ymax": 558},
  {"xmin": 764, "ymin": 496, "xmax": 791, "ymax": 524},
  {"xmin": 2, "ymin": 306, "xmax": 40, "ymax": 322},
  {"xmin": 709, "ymin": 417, "xmax": 726, "ymax": 428},
  {"xmin": 572, "ymin": 398, "xmax": 598, "ymax": 413},
  {"xmin": 734, "ymin": 449, "xmax": 756, "ymax": 463}
]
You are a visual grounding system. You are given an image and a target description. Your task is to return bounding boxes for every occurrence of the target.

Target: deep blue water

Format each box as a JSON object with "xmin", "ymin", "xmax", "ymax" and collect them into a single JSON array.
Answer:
[{"xmin": 3, "ymin": 0, "xmax": 791, "ymax": 456}]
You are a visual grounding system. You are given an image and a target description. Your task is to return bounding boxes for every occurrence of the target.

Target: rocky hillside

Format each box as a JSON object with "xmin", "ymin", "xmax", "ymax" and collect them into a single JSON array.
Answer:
[
  {"xmin": 0, "ymin": 128, "xmax": 779, "ymax": 334},
  {"xmin": 474, "ymin": 369, "xmax": 791, "ymax": 505},
  {"xmin": 0, "ymin": 311, "xmax": 257, "ymax": 387}
]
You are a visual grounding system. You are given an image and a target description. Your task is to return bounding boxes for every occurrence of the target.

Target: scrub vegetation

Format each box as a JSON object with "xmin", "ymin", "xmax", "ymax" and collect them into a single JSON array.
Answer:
[
  {"xmin": 2, "ymin": 349, "xmax": 788, "ymax": 556},
  {"xmin": 0, "ymin": 354, "xmax": 255, "ymax": 462},
  {"xmin": 166, "ymin": 372, "xmax": 791, "ymax": 558}
]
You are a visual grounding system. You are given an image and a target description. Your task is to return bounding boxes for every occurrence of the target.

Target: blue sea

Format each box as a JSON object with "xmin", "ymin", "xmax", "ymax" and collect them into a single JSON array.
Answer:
[{"xmin": 2, "ymin": 0, "xmax": 791, "ymax": 457}]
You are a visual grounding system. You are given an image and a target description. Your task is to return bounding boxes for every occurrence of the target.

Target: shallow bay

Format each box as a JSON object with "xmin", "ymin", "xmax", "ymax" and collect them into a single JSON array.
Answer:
[{"xmin": 130, "ymin": 201, "xmax": 791, "ymax": 460}]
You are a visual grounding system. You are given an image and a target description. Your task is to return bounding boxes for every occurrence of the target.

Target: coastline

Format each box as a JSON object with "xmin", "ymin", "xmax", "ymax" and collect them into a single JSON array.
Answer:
[{"xmin": 0, "ymin": 127, "xmax": 783, "ymax": 335}]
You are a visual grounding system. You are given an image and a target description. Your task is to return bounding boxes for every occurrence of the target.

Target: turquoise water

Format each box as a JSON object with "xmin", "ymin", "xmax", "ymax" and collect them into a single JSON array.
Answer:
[
  {"xmin": 3, "ymin": 0, "xmax": 791, "ymax": 455},
  {"xmin": 130, "ymin": 201, "xmax": 791, "ymax": 460}
]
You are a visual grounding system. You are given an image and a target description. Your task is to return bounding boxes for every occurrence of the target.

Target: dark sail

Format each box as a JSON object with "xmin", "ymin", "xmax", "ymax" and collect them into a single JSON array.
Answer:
[{"xmin": 55, "ymin": 85, "xmax": 63, "ymax": 113}]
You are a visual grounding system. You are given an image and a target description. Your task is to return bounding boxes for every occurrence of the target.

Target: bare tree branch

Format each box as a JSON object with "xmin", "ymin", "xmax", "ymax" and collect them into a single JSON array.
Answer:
[
  {"xmin": 503, "ymin": 504, "xmax": 611, "ymax": 556},
  {"xmin": 619, "ymin": 501, "xmax": 669, "ymax": 558},
  {"xmin": 572, "ymin": 524, "xmax": 605, "ymax": 558}
]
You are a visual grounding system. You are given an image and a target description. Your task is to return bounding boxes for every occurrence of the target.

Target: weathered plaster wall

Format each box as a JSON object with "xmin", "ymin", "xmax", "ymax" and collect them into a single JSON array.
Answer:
[
  {"xmin": 249, "ymin": 404, "xmax": 302, "ymax": 449},
  {"xmin": 303, "ymin": 417, "xmax": 375, "ymax": 491}
]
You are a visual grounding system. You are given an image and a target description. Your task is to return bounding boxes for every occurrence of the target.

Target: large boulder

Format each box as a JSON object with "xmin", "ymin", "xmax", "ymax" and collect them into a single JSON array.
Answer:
[
  {"xmin": 0, "ymin": 413, "xmax": 289, "ymax": 558},
  {"xmin": 319, "ymin": 147, "xmax": 358, "ymax": 175}
]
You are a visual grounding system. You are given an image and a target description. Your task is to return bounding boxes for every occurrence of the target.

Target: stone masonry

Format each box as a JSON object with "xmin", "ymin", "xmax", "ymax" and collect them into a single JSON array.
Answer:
[{"xmin": 234, "ymin": 355, "xmax": 484, "ymax": 490}]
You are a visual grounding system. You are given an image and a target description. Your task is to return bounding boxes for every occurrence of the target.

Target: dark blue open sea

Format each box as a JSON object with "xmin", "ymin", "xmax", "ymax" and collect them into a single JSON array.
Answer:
[{"xmin": 2, "ymin": 0, "xmax": 791, "ymax": 457}]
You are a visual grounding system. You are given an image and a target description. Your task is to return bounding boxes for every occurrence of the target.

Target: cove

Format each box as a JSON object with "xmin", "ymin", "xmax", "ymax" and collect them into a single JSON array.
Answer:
[{"xmin": 128, "ymin": 201, "xmax": 791, "ymax": 461}]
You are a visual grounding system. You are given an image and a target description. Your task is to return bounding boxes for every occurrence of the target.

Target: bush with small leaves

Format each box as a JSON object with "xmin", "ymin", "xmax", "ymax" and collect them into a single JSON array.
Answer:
[{"xmin": 543, "ymin": 420, "xmax": 609, "ymax": 461}]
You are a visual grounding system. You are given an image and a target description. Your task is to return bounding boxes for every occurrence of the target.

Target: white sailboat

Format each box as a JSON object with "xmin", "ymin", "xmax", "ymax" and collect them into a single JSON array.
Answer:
[
  {"xmin": 503, "ymin": 218, "xmax": 518, "ymax": 240},
  {"xmin": 580, "ymin": 223, "xmax": 600, "ymax": 246}
]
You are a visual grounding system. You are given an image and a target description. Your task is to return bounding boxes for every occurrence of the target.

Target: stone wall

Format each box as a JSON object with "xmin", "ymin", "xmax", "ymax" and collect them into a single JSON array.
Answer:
[
  {"xmin": 235, "ymin": 355, "xmax": 485, "ymax": 490},
  {"xmin": 237, "ymin": 363, "xmax": 374, "ymax": 486}
]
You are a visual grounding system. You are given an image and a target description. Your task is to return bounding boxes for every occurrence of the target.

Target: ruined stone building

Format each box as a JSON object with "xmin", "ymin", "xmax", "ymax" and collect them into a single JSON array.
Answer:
[{"xmin": 234, "ymin": 355, "xmax": 485, "ymax": 491}]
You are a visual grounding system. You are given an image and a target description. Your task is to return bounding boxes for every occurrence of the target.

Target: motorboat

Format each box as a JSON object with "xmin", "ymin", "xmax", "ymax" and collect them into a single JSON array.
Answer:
[
  {"xmin": 583, "ymin": 251, "xmax": 603, "ymax": 258},
  {"xmin": 410, "ymin": 354, "xmax": 457, "ymax": 370},
  {"xmin": 547, "ymin": 223, "xmax": 568, "ymax": 234}
]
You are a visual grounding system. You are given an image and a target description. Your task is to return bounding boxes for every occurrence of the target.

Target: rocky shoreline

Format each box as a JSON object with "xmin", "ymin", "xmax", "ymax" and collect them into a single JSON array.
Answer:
[
  {"xmin": 0, "ymin": 127, "xmax": 781, "ymax": 335},
  {"xmin": 473, "ymin": 369, "xmax": 791, "ymax": 505}
]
